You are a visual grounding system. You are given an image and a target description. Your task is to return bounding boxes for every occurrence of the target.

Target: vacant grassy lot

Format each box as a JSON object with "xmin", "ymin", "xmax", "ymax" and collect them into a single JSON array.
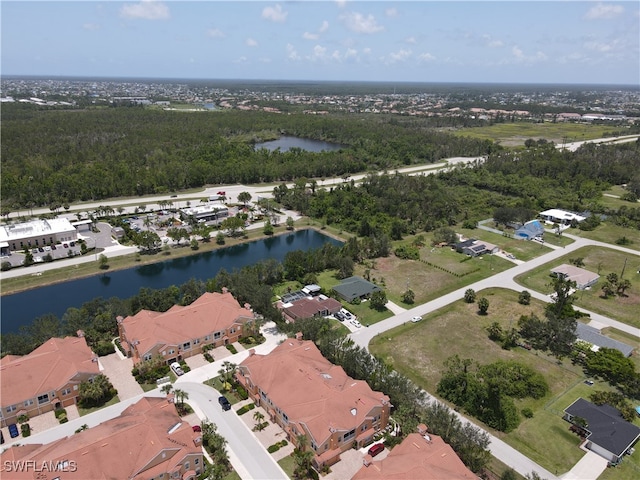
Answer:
[
  {"xmin": 369, "ymin": 288, "xmax": 599, "ymax": 473},
  {"xmin": 452, "ymin": 122, "xmax": 617, "ymax": 146},
  {"xmin": 566, "ymin": 222, "xmax": 640, "ymax": 247},
  {"xmin": 515, "ymin": 246, "xmax": 640, "ymax": 329}
]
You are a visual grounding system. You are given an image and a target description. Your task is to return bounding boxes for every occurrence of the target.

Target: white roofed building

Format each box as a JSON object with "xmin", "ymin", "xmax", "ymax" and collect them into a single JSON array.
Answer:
[
  {"xmin": 539, "ymin": 209, "xmax": 586, "ymax": 225},
  {"xmin": 0, "ymin": 218, "xmax": 77, "ymax": 252}
]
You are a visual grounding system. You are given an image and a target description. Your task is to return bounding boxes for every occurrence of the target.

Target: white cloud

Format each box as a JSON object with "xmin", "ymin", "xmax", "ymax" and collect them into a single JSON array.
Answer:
[
  {"xmin": 388, "ymin": 48, "xmax": 412, "ymax": 63},
  {"xmin": 262, "ymin": 4, "xmax": 288, "ymax": 23},
  {"xmin": 481, "ymin": 34, "xmax": 503, "ymax": 48},
  {"xmin": 385, "ymin": 8, "xmax": 398, "ymax": 18},
  {"xmin": 207, "ymin": 28, "xmax": 225, "ymax": 38},
  {"xmin": 405, "ymin": 36, "xmax": 417, "ymax": 45},
  {"xmin": 319, "ymin": 20, "xmax": 329, "ymax": 33},
  {"xmin": 340, "ymin": 11, "xmax": 384, "ymax": 34},
  {"xmin": 233, "ymin": 56, "xmax": 248, "ymax": 64},
  {"xmin": 584, "ymin": 3, "xmax": 624, "ymax": 20},
  {"xmin": 259, "ymin": 57, "xmax": 272, "ymax": 64},
  {"xmin": 511, "ymin": 45, "xmax": 547, "ymax": 64},
  {"xmin": 418, "ymin": 52, "xmax": 436, "ymax": 62},
  {"xmin": 120, "ymin": 0, "xmax": 170, "ymax": 20},
  {"xmin": 585, "ymin": 39, "xmax": 620, "ymax": 53},
  {"xmin": 83, "ymin": 23, "xmax": 101, "ymax": 31},
  {"xmin": 335, "ymin": 0, "xmax": 347, "ymax": 9},
  {"xmin": 246, "ymin": 38, "xmax": 258, "ymax": 47},
  {"xmin": 286, "ymin": 43, "xmax": 300, "ymax": 61},
  {"xmin": 303, "ymin": 32, "xmax": 319, "ymax": 40}
]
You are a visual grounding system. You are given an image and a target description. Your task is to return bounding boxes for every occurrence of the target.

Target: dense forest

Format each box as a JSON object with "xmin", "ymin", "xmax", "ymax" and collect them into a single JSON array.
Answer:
[
  {"xmin": 275, "ymin": 140, "xmax": 640, "ymax": 237},
  {"xmin": 1, "ymin": 104, "xmax": 495, "ymax": 209}
]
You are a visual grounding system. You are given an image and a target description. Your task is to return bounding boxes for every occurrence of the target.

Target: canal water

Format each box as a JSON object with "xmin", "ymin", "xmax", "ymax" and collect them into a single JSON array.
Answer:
[
  {"xmin": 254, "ymin": 136, "xmax": 345, "ymax": 152},
  {"xmin": 1, "ymin": 229, "xmax": 340, "ymax": 333}
]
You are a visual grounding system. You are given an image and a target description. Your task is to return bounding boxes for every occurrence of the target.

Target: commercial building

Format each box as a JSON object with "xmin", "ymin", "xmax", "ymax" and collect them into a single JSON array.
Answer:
[
  {"xmin": 236, "ymin": 335, "xmax": 392, "ymax": 469},
  {"xmin": 0, "ymin": 396, "xmax": 203, "ymax": 479},
  {"xmin": 0, "ymin": 218, "xmax": 77, "ymax": 253},
  {"xmin": 179, "ymin": 204, "xmax": 229, "ymax": 223},
  {"xmin": 118, "ymin": 289, "xmax": 255, "ymax": 365},
  {"xmin": 0, "ymin": 336, "xmax": 100, "ymax": 427}
]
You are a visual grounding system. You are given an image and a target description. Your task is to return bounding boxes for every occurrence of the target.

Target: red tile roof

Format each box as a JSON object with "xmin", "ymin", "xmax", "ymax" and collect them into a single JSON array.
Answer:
[
  {"xmin": 352, "ymin": 433, "xmax": 476, "ymax": 480},
  {"xmin": 0, "ymin": 397, "xmax": 202, "ymax": 479},
  {"xmin": 0, "ymin": 337, "xmax": 99, "ymax": 407},
  {"xmin": 239, "ymin": 339, "xmax": 391, "ymax": 445},
  {"xmin": 120, "ymin": 291, "xmax": 254, "ymax": 357}
]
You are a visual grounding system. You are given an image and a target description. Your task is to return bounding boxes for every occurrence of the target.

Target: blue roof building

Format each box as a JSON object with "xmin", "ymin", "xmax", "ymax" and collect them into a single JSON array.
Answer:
[{"xmin": 515, "ymin": 220, "xmax": 545, "ymax": 240}]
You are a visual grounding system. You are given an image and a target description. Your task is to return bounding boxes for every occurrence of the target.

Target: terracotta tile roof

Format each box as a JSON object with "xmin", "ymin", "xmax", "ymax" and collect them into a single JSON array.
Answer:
[
  {"xmin": 121, "ymin": 291, "xmax": 254, "ymax": 357},
  {"xmin": 0, "ymin": 337, "xmax": 99, "ymax": 407},
  {"xmin": 239, "ymin": 339, "xmax": 391, "ymax": 445},
  {"xmin": 0, "ymin": 397, "xmax": 201, "ymax": 479},
  {"xmin": 352, "ymin": 433, "xmax": 476, "ymax": 480}
]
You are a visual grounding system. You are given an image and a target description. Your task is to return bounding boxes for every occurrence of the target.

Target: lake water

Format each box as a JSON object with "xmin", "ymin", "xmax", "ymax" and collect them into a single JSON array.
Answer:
[
  {"xmin": 254, "ymin": 136, "xmax": 345, "ymax": 152},
  {"xmin": 1, "ymin": 230, "xmax": 340, "ymax": 333}
]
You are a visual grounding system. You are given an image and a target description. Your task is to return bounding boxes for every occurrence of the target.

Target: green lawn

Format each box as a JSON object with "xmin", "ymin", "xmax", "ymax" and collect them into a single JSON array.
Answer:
[
  {"xmin": 514, "ymin": 246, "xmax": 640, "ymax": 329},
  {"xmin": 369, "ymin": 288, "xmax": 601, "ymax": 473},
  {"xmin": 277, "ymin": 455, "xmax": 295, "ymax": 479},
  {"xmin": 460, "ymin": 227, "xmax": 557, "ymax": 261},
  {"xmin": 566, "ymin": 222, "xmax": 640, "ymax": 247}
]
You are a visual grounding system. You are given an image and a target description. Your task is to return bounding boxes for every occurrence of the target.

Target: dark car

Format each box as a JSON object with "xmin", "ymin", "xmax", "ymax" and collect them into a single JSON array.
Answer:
[
  {"xmin": 70, "ymin": 241, "xmax": 75, "ymax": 247},
  {"xmin": 0, "ymin": 430, "xmax": 4, "ymax": 444},
  {"xmin": 368, "ymin": 443, "xmax": 384, "ymax": 457},
  {"xmin": 218, "ymin": 396, "xmax": 231, "ymax": 411},
  {"xmin": 51, "ymin": 244, "xmax": 57, "ymax": 250},
  {"xmin": 8, "ymin": 423, "xmax": 19, "ymax": 438}
]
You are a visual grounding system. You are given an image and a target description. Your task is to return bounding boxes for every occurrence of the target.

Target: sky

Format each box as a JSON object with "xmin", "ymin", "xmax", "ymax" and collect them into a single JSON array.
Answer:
[{"xmin": 1, "ymin": 1, "xmax": 639, "ymax": 85}]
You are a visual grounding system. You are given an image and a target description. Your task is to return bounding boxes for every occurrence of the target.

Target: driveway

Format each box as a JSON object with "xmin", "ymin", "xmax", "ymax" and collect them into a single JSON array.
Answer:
[
  {"xmin": 99, "ymin": 353, "xmax": 144, "ymax": 400},
  {"xmin": 560, "ymin": 450, "xmax": 608, "ymax": 480}
]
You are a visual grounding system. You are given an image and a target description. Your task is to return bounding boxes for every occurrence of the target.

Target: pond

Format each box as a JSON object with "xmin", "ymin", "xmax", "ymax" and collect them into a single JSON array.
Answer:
[
  {"xmin": 1, "ymin": 229, "xmax": 341, "ymax": 333},
  {"xmin": 254, "ymin": 135, "xmax": 345, "ymax": 152}
]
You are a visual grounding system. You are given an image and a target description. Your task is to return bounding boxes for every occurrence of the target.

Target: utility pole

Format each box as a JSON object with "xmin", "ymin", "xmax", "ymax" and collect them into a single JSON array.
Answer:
[{"xmin": 620, "ymin": 257, "xmax": 627, "ymax": 279}]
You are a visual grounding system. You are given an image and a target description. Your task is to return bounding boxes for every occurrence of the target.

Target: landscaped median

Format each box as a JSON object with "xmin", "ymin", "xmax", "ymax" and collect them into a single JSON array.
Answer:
[{"xmin": 514, "ymin": 245, "xmax": 640, "ymax": 329}]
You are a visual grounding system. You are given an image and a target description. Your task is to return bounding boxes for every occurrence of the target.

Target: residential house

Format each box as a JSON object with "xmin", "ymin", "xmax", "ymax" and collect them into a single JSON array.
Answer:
[
  {"xmin": 353, "ymin": 425, "xmax": 476, "ymax": 480},
  {"xmin": 236, "ymin": 335, "xmax": 392, "ymax": 468},
  {"xmin": 454, "ymin": 239, "xmax": 499, "ymax": 257},
  {"xmin": 118, "ymin": 289, "xmax": 255, "ymax": 365},
  {"xmin": 0, "ymin": 218, "xmax": 77, "ymax": 253},
  {"xmin": 278, "ymin": 295, "xmax": 342, "ymax": 322},
  {"xmin": 563, "ymin": 398, "xmax": 640, "ymax": 463},
  {"xmin": 515, "ymin": 220, "xmax": 545, "ymax": 240},
  {"xmin": 539, "ymin": 209, "xmax": 586, "ymax": 226},
  {"xmin": 332, "ymin": 276, "xmax": 382, "ymax": 302},
  {"xmin": 0, "ymin": 336, "xmax": 100, "ymax": 427},
  {"xmin": 550, "ymin": 264, "xmax": 600, "ymax": 290},
  {"xmin": 575, "ymin": 323, "xmax": 635, "ymax": 357},
  {"xmin": 0, "ymin": 396, "xmax": 203, "ymax": 479}
]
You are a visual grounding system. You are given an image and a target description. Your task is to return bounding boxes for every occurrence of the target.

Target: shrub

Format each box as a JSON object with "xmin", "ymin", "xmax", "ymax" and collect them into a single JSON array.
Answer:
[
  {"xmin": 235, "ymin": 384, "xmax": 249, "ymax": 400},
  {"xmin": 237, "ymin": 403, "xmax": 256, "ymax": 416},
  {"xmin": 518, "ymin": 290, "xmax": 531, "ymax": 305},
  {"xmin": 394, "ymin": 244, "xmax": 419, "ymax": 260},
  {"xmin": 21, "ymin": 424, "xmax": 31, "ymax": 437},
  {"xmin": 464, "ymin": 289, "xmax": 476, "ymax": 303},
  {"xmin": 54, "ymin": 408, "xmax": 67, "ymax": 419},
  {"xmin": 521, "ymin": 408, "xmax": 534, "ymax": 419},
  {"xmin": 226, "ymin": 344, "xmax": 238, "ymax": 354},
  {"xmin": 267, "ymin": 443, "xmax": 281, "ymax": 453},
  {"xmin": 93, "ymin": 340, "xmax": 115, "ymax": 356},
  {"xmin": 1, "ymin": 261, "xmax": 12, "ymax": 271},
  {"xmin": 58, "ymin": 413, "xmax": 68, "ymax": 424},
  {"xmin": 203, "ymin": 352, "xmax": 214, "ymax": 363}
]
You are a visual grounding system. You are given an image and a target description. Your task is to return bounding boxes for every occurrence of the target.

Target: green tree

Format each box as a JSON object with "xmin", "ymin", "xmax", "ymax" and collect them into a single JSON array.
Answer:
[
  {"xmin": 98, "ymin": 254, "xmax": 109, "ymax": 270},
  {"xmin": 286, "ymin": 216, "xmax": 295, "ymax": 230},
  {"xmin": 464, "ymin": 289, "xmax": 476, "ymax": 303},
  {"xmin": 252, "ymin": 410, "xmax": 266, "ymax": 431},
  {"xmin": 78, "ymin": 374, "xmax": 117, "ymax": 408},
  {"xmin": 518, "ymin": 290, "xmax": 531, "ymax": 305},
  {"xmin": 486, "ymin": 322, "xmax": 504, "ymax": 341},
  {"xmin": 263, "ymin": 219, "xmax": 274, "ymax": 236},
  {"xmin": 237, "ymin": 191, "xmax": 252, "ymax": 208},
  {"xmin": 221, "ymin": 216, "xmax": 245, "ymax": 237},
  {"xmin": 477, "ymin": 297, "xmax": 489, "ymax": 315},
  {"xmin": 216, "ymin": 232, "xmax": 225, "ymax": 245},
  {"xmin": 133, "ymin": 231, "xmax": 161, "ymax": 253},
  {"xmin": 370, "ymin": 290, "xmax": 387, "ymax": 311},
  {"xmin": 401, "ymin": 289, "xmax": 415, "ymax": 305},
  {"xmin": 292, "ymin": 435, "xmax": 315, "ymax": 480}
]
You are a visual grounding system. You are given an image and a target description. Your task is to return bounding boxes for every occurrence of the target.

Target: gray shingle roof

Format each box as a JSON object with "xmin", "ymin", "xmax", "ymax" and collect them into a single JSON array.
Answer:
[
  {"xmin": 575, "ymin": 323, "xmax": 635, "ymax": 357},
  {"xmin": 332, "ymin": 276, "xmax": 382, "ymax": 302},
  {"xmin": 565, "ymin": 398, "xmax": 640, "ymax": 458}
]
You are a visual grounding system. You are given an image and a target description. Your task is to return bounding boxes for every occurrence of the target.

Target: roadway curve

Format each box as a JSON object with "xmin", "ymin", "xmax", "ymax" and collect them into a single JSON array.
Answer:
[{"xmin": 347, "ymin": 234, "xmax": 639, "ymax": 480}]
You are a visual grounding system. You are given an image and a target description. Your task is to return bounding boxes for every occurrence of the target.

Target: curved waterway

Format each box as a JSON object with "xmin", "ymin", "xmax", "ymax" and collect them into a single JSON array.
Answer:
[
  {"xmin": 1, "ymin": 230, "xmax": 341, "ymax": 333},
  {"xmin": 254, "ymin": 135, "xmax": 345, "ymax": 152}
]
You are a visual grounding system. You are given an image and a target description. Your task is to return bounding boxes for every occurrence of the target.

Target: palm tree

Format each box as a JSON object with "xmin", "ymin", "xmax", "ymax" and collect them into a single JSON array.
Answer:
[
  {"xmin": 252, "ymin": 411, "xmax": 265, "ymax": 431},
  {"xmin": 161, "ymin": 384, "xmax": 173, "ymax": 395},
  {"xmin": 173, "ymin": 388, "xmax": 189, "ymax": 406},
  {"xmin": 293, "ymin": 434, "xmax": 314, "ymax": 480}
]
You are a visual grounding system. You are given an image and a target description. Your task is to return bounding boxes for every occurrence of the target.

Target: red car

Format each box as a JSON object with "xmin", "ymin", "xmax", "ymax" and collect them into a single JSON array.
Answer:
[
  {"xmin": 192, "ymin": 425, "xmax": 201, "ymax": 432},
  {"xmin": 368, "ymin": 443, "xmax": 384, "ymax": 457},
  {"xmin": 217, "ymin": 191, "xmax": 226, "ymax": 196}
]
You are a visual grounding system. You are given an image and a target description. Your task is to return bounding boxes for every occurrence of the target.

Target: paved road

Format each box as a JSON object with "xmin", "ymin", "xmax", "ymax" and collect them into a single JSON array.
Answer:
[{"xmin": 348, "ymin": 233, "xmax": 638, "ymax": 480}]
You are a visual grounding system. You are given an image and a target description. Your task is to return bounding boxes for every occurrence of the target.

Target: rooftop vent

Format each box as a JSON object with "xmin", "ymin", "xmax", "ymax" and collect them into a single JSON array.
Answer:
[{"xmin": 350, "ymin": 408, "xmax": 357, "ymax": 416}]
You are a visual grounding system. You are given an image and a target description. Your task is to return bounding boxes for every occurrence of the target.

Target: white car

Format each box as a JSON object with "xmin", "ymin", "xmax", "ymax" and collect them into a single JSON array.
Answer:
[
  {"xmin": 411, "ymin": 316, "xmax": 422, "ymax": 323},
  {"xmin": 340, "ymin": 308, "xmax": 354, "ymax": 321},
  {"xmin": 170, "ymin": 362, "xmax": 185, "ymax": 376},
  {"xmin": 350, "ymin": 319, "xmax": 362, "ymax": 328}
]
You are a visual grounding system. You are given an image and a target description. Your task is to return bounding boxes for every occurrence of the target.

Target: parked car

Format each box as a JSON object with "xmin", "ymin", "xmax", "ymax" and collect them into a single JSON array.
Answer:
[
  {"xmin": 584, "ymin": 379, "xmax": 594, "ymax": 386},
  {"xmin": 218, "ymin": 396, "xmax": 231, "ymax": 411},
  {"xmin": 334, "ymin": 312, "xmax": 344, "ymax": 321},
  {"xmin": 70, "ymin": 241, "xmax": 75, "ymax": 247},
  {"xmin": 0, "ymin": 430, "xmax": 4, "ymax": 444},
  {"xmin": 340, "ymin": 308, "xmax": 354, "ymax": 321},
  {"xmin": 44, "ymin": 246, "xmax": 51, "ymax": 252},
  {"xmin": 368, "ymin": 443, "xmax": 384, "ymax": 457},
  {"xmin": 8, "ymin": 423, "xmax": 19, "ymax": 438},
  {"xmin": 31, "ymin": 248, "xmax": 38, "ymax": 254},
  {"xmin": 38, "ymin": 247, "xmax": 44, "ymax": 252},
  {"xmin": 411, "ymin": 316, "xmax": 422, "ymax": 323},
  {"xmin": 350, "ymin": 319, "xmax": 362, "ymax": 328},
  {"xmin": 63, "ymin": 243, "xmax": 69, "ymax": 248},
  {"xmin": 192, "ymin": 425, "xmax": 202, "ymax": 432},
  {"xmin": 51, "ymin": 244, "xmax": 57, "ymax": 250},
  {"xmin": 170, "ymin": 362, "xmax": 184, "ymax": 376},
  {"xmin": 217, "ymin": 191, "xmax": 226, "ymax": 196}
]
